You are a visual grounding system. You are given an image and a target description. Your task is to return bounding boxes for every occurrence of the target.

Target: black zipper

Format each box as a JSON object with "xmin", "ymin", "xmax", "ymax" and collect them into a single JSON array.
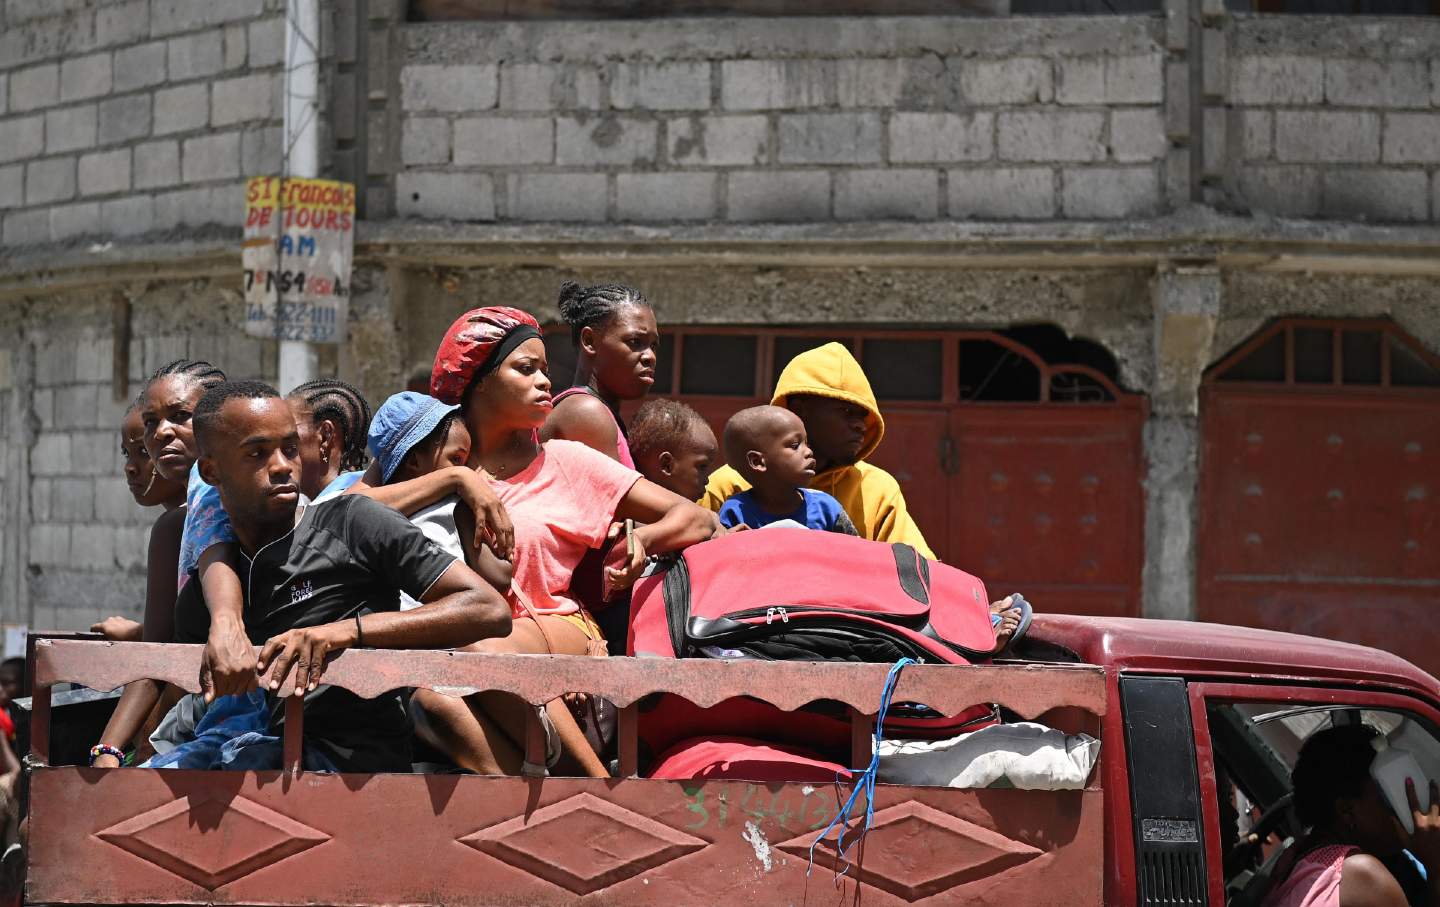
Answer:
[{"xmin": 719, "ymin": 603, "xmax": 930, "ymax": 629}]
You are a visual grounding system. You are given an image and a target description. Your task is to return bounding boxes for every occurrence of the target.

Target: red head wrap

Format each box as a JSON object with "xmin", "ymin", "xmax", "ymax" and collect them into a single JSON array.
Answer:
[{"xmin": 430, "ymin": 306, "xmax": 542, "ymax": 405}]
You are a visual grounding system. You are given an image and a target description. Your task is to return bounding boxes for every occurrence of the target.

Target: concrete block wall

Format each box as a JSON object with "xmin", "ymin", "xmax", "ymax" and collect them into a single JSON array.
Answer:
[
  {"xmin": 1219, "ymin": 17, "xmax": 1440, "ymax": 222},
  {"xmin": 389, "ymin": 16, "xmax": 1170, "ymax": 223},
  {"xmin": 0, "ymin": 0, "xmax": 289, "ymax": 247},
  {"xmin": 0, "ymin": 280, "xmax": 277, "ymax": 631}
]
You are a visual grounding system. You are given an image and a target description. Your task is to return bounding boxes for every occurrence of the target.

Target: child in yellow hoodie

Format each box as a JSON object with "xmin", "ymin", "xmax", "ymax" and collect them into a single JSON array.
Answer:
[{"xmin": 701, "ymin": 342, "xmax": 936, "ymax": 559}]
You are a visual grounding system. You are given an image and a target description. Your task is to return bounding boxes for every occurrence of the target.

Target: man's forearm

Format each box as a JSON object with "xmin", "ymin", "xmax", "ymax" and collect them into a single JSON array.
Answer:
[{"xmin": 353, "ymin": 589, "xmax": 511, "ymax": 650}]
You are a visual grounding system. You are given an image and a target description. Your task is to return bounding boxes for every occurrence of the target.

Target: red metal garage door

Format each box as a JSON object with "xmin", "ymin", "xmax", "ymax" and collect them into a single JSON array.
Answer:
[
  {"xmin": 1198, "ymin": 319, "xmax": 1440, "ymax": 674},
  {"xmin": 554, "ymin": 326, "xmax": 1147, "ymax": 618}
]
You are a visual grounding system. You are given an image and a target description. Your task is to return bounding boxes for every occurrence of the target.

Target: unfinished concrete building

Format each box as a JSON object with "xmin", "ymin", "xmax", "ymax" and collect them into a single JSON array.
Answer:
[{"xmin": 0, "ymin": 0, "xmax": 1437, "ymax": 672}]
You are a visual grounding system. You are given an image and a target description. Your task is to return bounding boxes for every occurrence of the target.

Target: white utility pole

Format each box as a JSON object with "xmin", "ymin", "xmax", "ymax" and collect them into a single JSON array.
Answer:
[{"xmin": 278, "ymin": 0, "xmax": 321, "ymax": 393}]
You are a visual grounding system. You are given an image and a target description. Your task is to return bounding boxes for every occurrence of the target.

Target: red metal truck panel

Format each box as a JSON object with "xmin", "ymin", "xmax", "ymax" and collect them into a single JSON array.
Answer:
[{"xmin": 28, "ymin": 641, "xmax": 1107, "ymax": 907}]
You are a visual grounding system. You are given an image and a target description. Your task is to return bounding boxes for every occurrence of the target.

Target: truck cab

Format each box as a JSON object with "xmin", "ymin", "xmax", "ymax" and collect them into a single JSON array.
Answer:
[{"xmin": 23, "ymin": 614, "xmax": 1440, "ymax": 906}]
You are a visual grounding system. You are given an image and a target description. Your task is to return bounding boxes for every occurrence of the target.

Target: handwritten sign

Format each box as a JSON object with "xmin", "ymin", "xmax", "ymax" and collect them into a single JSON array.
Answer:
[{"xmin": 242, "ymin": 176, "xmax": 355, "ymax": 344}]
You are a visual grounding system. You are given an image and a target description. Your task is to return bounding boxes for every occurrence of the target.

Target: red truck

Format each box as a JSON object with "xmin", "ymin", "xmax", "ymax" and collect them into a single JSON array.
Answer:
[{"xmin": 23, "ymin": 614, "xmax": 1440, "ymax": 906}]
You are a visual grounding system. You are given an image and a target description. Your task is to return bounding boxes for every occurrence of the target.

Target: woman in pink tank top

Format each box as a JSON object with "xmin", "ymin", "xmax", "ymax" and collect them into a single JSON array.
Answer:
[
  {"xmin": 540, "ymin": 281, "xmax": 659, "ymax": 468},
  {"xmin": 1264, "ymin": 725, "xmax": 1440, "ymax": 907}
]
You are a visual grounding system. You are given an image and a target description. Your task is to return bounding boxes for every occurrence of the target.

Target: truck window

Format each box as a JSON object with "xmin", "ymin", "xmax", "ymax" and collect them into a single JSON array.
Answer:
[{"xmin": 1205, "ymin": 700, "xmax": 1440, "ymax": 907}]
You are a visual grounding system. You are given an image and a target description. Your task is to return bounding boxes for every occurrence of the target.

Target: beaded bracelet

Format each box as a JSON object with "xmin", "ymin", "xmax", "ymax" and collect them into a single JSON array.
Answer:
[{"xmin": 88, "ymin": 744, "xmax": 125, "ymax": 766}]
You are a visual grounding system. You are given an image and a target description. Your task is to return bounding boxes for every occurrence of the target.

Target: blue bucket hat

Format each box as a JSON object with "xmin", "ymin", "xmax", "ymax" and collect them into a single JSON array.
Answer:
[{"xmin": 368, "ymin": 391, "xmax": 460, "ymax": 484}]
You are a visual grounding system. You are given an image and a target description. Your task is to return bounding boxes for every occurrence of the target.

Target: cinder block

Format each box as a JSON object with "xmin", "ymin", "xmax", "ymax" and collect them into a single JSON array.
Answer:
[
  {"xmin": 182, "ymin": 132, "xmax": 240, "ymax": 182},
  {"xmin": 52, "ymin": 477, "xmax": 94, "ymax": 521},
  {"xmin": 1326, "ymin": 60, "xmax": 1429, "ymax": 109},
  {"xmin": 211, "ymin": 73, "xmax": 274, "ymax": 127},
  {"xmin": 224, "ymin": 23, "xmax": 247, "ymax": 70},
  {"xmin": 0, "ymin": 165, "xmax": 21, "ymax": 209},
  {"xmin": 1275, "ymin": 111, "xmax": 1379, "ymax": 163},
  {"xmin": 401, "ymin": 64, "xmax": 499, "ymax": 113},
  {"xmin": 60, "ymin": 53, "xmax": 112, "ymax": 103},
  {"xmin": 113, "ymin": 524, "xmax": 151, "ymax": 571},
  {"xmin": 722, "ymin": 60, "xmax": 830, "ymax": 111},
  {"xmin": 1106, "ymin": 54, "xmax": 1164, "ymax": 105},
  {"xmin": 153, "ymin": 83, "xmax": 208, "ymax": 135},
  {"xmin": 1237, "ymin": 165, "xmax": 1321, "ymax": 217},
  {"xmin": 998, "ymin": 111, "xmax": 1105, "ymax": 162},
  {"xmin": 616, "ymin": 172, "xmax": 717, "ymax": 221},
  {"xmin": 50, "ymin": 201, "xmax": 102, "ymax": 239},
  {"xmin": 834, "ymin": 169, "xmax": 938, "ymax": 220},
  {"xmin": 498, "ymin": 63, "xmax": 556, "ymax": 111},
  {"xmin": 148, "ymin": 0, "xmax": 212, "ymax": 36},
  {"xmin": 1202, "ymin": 106, "xmax": 1225, "ymax": 178},
  {"xmin": 31, "ymin": 433, "xmax": 72, "ymax": 475},
  {"xmin": 0, "ymin": 74, "xmax": 7, "ymax": 116},
  {"xmin": 611, "ymin": 62, "xmax": 711, "ymax": 111},
  {"xmin": 167, "ymin": 31, "xmax": 224, "ymax": 82},
  {"xmin": 240, "ymin": 125, "xmax": 282, "ymax": 175},
  {"xmin": 1056, "ymin": 57, "xmax": 1105, "ymax": 106},
  {"xmin": 3, "ymin": 209, "xmax": 51, "ymax": 245},
  {"xmin": 570, "ymin": 66, "xmax": 604, "ymax": 110},
  {"xmin": 114, "ymin": 41, "xmax": 167, "ymax": 93},
  {"xmin": 152, "ymin": 186, "xmax": 211, "ymax": 230},
  {"xmin": 396, "ymin": 172, "xmax": 496, "ymax": 221},
  {"xmin": 1231, "ymin": 56, "xmax": 1324, "ymax": 106},
  {"xmin": 401, "ymin": 117, "xmax": 450, "ymax": 165},
  {"xmin": 454, "ymin": 117, "xmax": 555, "ymax": 166},
  {"xmin": 78, "ymin": 147, "xmax": 130, "ymax": 196},
  {"xmin": 1061, "ymin": 166, "xmax": 1160, "ymax": 218},
  {"xmin": 669, "ymin": 115, "xmax": 768, "ymax": 166},
  {"xmin": 778, "ymin": 113, "xmax": 881, "ymax": 165},
  {"xmin": 208, "ymin": 181, "xmax": 244, "ymax": 227},
  {"xmin": 1110, "ymin": 108, "xmax": 1166, "ymax": 163},
  {"xmin": 889, "ymin": 112, "xmax": 992, "ymax": 164},
  {"xmin": 948, "ymin": 167, "xmax": 1055, "ymax": 219},
  {"xmin": 555, "ymin": 117, "xmax": 657, "ymax": 166},
  {"xmin": 133, "ymin": 140, "xmax": 180, "ymax": 189},
  {"xmin": 95, "ymin": 0, "xmax": 150, "ymax": 47},
  {"xmin": 27, "ymin": 525, "xmax": 69, "ymax": 567},
  {"xmin": 1240, "ymin": 110, "xmax": 1272, "ymax": 160},
  {"xmin": 1322, "ymin": 168, "xmax": 1428, "ymax": 222},
  {"xmin": 1169, "ymin": 142, "xmax": 1195, "ymax": 205},
  {"xmin": 70, "ymin": 525, "xmax": 116, "ymax": 569},
  {"xmin": 834, "ymin": 58, "xmax": 909, "ymax": 108},
  {"xmin": 29, "ymin": 478, "xmax": 53, "ymax": 523},
  {"xmin": 1201, "ymin": 28, "xmax": 1226, "ymax": 101},
  {"xmin": 102, "ymin": 195, "xmax": 156, "ymax": 237},
  {"xmin": 0, "ymin": 114, "xmax": 44, "ymax": 163},
  {"xmin": 507, "ymin": 172, "xmax": 608, "ymax": 222},
  {"xmin": 1382, "ymin": 113, "xmax": 1440, "ymax": 164},
  {"xmin": 98, "ymin": 94, "xmax": 152, "ymax": 145},
  {"xmin": 726, "ymin": 170, "xmax": 830, "ymax": 221},
  {"xmin": 45, "ymin": 104, "xmax": 97, "ymax": 153},
  {"xmin": 959, "ymin": 58, "xmax": 1053, "ymax": 105},
  {"xmin": 248, "ymin": 17, "xmax": 285, "ymax": 69},
  {"xmin": 26, "ymin": 156, "xmax": 76, "ymax": 205},
  {"xmin": 9, "ymin": 63, "xmax": 58, "ymax": 112}
]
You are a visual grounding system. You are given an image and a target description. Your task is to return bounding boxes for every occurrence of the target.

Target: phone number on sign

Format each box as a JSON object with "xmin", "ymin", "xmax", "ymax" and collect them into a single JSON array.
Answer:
[
  {"xmin": 246, "ymin": 302, "xmax": 341, "ymax": 342},
  {"xmin": 244, "ymin": 268, "xmax": 349, "ymax": 298}
]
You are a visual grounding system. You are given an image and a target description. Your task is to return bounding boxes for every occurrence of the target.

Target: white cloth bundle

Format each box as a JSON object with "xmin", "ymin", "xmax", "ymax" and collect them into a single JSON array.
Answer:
[{"xmin": 877, "ymin": 721, "xmax": 1100, "ymax": 790}]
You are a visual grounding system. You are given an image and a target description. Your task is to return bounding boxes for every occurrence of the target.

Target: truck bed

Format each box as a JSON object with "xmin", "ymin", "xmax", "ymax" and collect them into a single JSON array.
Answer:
[{"xmin": 27, "ymin": 640, "xmax": 1107, "ymax": 907}]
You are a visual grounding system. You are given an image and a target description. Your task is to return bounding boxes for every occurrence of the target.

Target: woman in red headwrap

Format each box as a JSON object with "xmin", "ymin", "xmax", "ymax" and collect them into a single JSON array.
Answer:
[{"xmin": 418, "ymin": 306, "xmax": 721, "ymax": 777}]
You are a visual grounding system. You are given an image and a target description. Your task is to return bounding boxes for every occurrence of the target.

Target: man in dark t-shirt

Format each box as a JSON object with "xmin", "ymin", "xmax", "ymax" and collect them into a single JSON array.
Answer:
[{"xmin": 175, "ymin": 381, "xmax": 512, "ymax": 772}]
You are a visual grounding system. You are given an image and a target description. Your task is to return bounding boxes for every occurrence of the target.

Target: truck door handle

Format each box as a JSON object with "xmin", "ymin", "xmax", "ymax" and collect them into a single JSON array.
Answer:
[{"xmin": 938, "ymin": 436, "xmax": 957, "ymax": 476}]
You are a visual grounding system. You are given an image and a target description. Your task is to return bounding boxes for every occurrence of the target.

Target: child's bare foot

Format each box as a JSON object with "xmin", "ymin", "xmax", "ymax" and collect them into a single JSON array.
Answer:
[{"xmin": 990, "ymin": 595, "xmax": 1022, "ymax": 652}]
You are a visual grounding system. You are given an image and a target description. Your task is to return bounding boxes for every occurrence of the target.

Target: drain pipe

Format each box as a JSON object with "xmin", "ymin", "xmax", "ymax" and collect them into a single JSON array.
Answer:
[{"xmin": 278, "ymin": 0, "xmax": 320, "ymax": 393}]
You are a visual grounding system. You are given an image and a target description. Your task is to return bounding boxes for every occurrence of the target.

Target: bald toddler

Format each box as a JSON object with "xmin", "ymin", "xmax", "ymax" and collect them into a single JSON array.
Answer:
[{"xmin": 717, "ymin": 405, "xmax": 858, "ymax": 534}]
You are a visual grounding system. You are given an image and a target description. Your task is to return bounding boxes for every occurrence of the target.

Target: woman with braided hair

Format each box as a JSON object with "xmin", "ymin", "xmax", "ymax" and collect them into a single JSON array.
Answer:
[
  {"xmin": 287, "ymin": 378, "xmax": 372, "ymax": 501},
  {"xmin": 540, "ymin": 281, "xmax": 659, "ymax": 467},
  {"xmin": 90, "ymin": 358, "xmax": 230, "ymax": 769}
]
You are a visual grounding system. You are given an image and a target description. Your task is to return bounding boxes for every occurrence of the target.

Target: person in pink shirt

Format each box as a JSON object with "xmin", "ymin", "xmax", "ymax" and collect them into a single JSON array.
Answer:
[
  {"xmin": 417, "ymin": 306, "xmax": 719, "ymax": 778},
  {"xmin": 1265, "ymin": 725, "xmax": 1440, "ymax": 907}
]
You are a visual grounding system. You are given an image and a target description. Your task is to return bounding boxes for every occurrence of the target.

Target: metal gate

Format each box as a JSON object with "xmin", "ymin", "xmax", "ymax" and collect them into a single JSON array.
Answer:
[
  {"xmin": 1198, "ymin": 318, "xmax": 1440, "ymax": 673},
  {"xmin": 562, "ymin": 326, "xmax": 1147, "ymax": 618}
]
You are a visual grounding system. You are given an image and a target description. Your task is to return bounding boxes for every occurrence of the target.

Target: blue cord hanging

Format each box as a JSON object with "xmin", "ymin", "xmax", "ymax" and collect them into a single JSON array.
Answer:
[{"xmin": 807, "ymin": 657, "xmax": 916, "ymax": 882}]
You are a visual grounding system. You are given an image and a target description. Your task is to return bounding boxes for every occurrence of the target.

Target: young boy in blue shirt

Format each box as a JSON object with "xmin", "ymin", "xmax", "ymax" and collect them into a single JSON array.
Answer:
[{"xmin": 717, "ymin": 405, "xmax": 858, "ymax": 535}]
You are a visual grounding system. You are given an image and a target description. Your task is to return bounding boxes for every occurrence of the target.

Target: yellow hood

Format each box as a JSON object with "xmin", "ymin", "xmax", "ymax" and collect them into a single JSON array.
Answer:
[{"xmin": 772, "ymin": 342, "xmax": 884, "ymax": 463}]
